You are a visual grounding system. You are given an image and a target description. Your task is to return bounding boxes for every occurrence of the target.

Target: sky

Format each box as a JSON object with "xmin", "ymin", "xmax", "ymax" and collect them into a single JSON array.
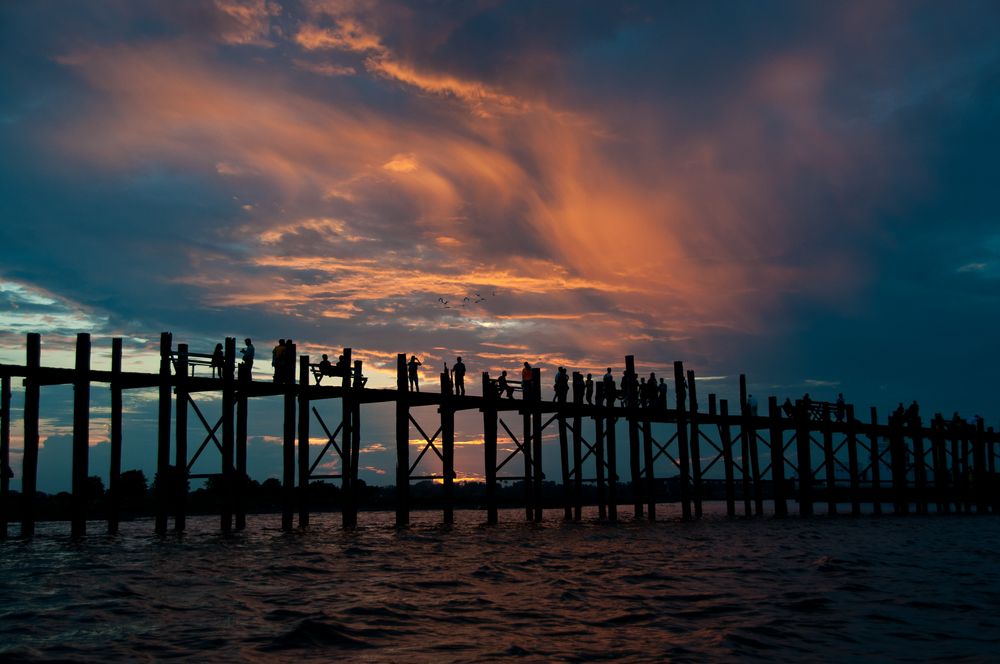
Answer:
[{"xmin": 1, "ymin": 1, "xmax": 999, "ymax": 492}]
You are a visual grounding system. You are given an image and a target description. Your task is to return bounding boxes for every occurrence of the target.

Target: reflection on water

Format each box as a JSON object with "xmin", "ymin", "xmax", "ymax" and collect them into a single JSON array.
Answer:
[{"xmin": 2, "ymin": 504, "xmax": 1000, "ymax": 661}]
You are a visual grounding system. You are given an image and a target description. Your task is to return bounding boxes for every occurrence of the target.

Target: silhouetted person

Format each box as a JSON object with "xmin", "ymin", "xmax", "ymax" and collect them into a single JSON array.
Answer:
[
  {"xmin": 782, "ymin": 398, "xmax": 795, "ymax": 418},
  {"xmin": 657, "ymin": 378, "xmax": 668, "ymax": 409},
  {"xmin": 802, "ymin": 393, "xmax": 812, "ymax": 419},
  {"xmin": 284, "ymin": 339, "xmax": 295, "ymax": 382},
  {"xmin": 317, "ymin": 354, "xmax": 335, "ymax": 384},
  {"xmin": 554, "ymin": 366, "xmax": 569, "ymax": 403},
  {"xmin": 584, "ymin": 373, "xmax": 594, "ymax": 405},
  {"xmin": 835, "ymin": 393, "xmax": 845, "ymax": 422},
  {"xmin": 521, "ymin": 362, "xmax": 533, "ymax": 399},
  {"xmin": 498, "ymin": 370, "xmax": 513, "ymax": 398},
  {"xmin": 638, "ymin": 377, "xmax": 647, "ymax": 407},
  {"xmin": 602, "ymin": 368, "xmax": 614, "ymax": 406},
  {"xmin": 906, "ymin": 400, "xmax": 920, "ymax": 426},
  {"xmin": 747, "ymin": 393, "xmax": 758, "ymax": 416},
  {"xmin": 407, "ymin": 355, "xmax": 422, "ymax": 392},
  {"xmin": 272, "ymin": 339, "xmax": 285, "ymax": 383},
  {"xmin": 452, "ymin": 356, "xmax": 466, "ymax": 396},
  {"xmin": 336, "ymin": 354, "xmax": 348, "ymax": 375},
  {"xmin": 210, "ymin": 343, "xmax": 224, "ymax": 379},
  {"xmin": 239, "ymin": 338, "xmax": 254, "ymax": 380}
]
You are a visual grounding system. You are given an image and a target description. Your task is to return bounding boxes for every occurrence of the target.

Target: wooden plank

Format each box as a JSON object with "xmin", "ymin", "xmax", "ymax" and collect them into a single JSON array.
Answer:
[
  {"xmin": 222, "ymin": 337, "xmax": 236, "ymax": 533},
  {"xmin": 846, "ymin": 405, "xmax": 860, "ymax": 516},
  {"xmin": 281, "ymin": 343, "xmax": 296, "ymax": 532},
  {"xmin": 572, "ymin": 372, "xmax": 583, "ymax": 521},
  {"xmin": 720, "ymin": 400, "xmax": 735, "ymax": 517},
  {"xmin": 441, "ymin": 372, "xmax": 455, "ymax": 525},
  {"xmin": 594, "ymin": 382, "xmax": 607, "ymax": 521}
]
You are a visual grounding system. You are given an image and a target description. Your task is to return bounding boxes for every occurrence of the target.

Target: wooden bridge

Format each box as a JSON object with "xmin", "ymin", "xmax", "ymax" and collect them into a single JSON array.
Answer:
[{"xmin": 0, "ymin": 331, "xmax": 998, "ymax": 538}]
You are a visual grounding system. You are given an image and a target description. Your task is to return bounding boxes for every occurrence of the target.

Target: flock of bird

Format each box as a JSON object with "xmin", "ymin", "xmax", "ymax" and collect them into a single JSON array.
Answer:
[{"xmin": 437, "ymin": 290, "xmax": 497, "ymax": 309}]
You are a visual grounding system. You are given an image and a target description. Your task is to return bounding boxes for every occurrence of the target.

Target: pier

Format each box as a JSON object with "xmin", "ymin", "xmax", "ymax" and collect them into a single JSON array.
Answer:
[{"xmin": 1, "ymin": 331, "xmax": 998, "ymax": 538}]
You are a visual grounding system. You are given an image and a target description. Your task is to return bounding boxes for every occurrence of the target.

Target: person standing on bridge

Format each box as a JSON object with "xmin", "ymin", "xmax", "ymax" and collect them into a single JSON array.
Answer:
[
  {"xmin": 452, "ymin": 356, "xmax": 466, "ymax": 396},
  {"xmin": 585, "ymin": 373, "xmax": 594, "ymax": 405},
  {"xmin": 498, "ymin": 370, "xmax": 513, "ymax": 398},
  {"xmin": 658, "ymin": 378, "xmax": 668, "ymax": 409},
  {"xmin": 408, "ymin": 355, "xmax": 422, "ymax": 392},
  {"xmin": 521, "ymin": 362, "xmax": 533, "ymax": 399},
  {"xmin": 239, "ymin": 338, "xmax": 254, "ymax": 381},
  {"xmin": 602, "ymin": 368, "xmax": 614, "ymax": 407},
  {"xmin": 210, "ymin": 343, "xmax": 224, "ymax": 379},
  {"xmin": 272, "ymin": 339, "xmax": 285, "ymax": 383},
  {"xmin": 554, "ymin": 366, "xmax": 569, "ymax": 403}
]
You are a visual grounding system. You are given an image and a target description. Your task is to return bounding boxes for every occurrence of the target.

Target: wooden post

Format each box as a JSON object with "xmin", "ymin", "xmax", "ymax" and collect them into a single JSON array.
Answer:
[
  {"xmin": 989, "ymin": 429, "xmax": 998, "ymax": 515},
  {"xmin": 795, "ymin": 401, "xmax": 813, "ymax": 517},
  {"xmin": 441, "ymin": 371, "xmax": 455, "ymax": 525},
  {"xmin": 155, "ymin": 331, "xmax": 172, "ymax": 535},
  {"xmin": 674, "ymin": 361, "xmax": 691, "ymax": 521},
  {"xmin": 395, "ymin": 353, "xmax": 409, "ymax": 527},
  {"xmin": 951, "ymin": 431, "xmax": 963, "ymax": 514},
  {"xmin": 0, "ymin": 375, "xmax": 9, "ymax": 539},
  {"xmin": 889, "ymin": 416, "xmax": 907, "ymax": 515},
  {"xmin": 558, "ymin": 374, "xmax": 571, "ymax": 522},
  {"xmin": 350, "ymin": 359, "xmax": 361, "ymax": 514},
  {"xmin": 625, "ymin": 356, "xmax": 642, "ymax": 519},
  {"xmin": 720, "ymin": 400, "xmax": 735, "ymax": 517},
  {"xmin": 340, "ymin": 348, "xmax": 354, "ymax": 529},
  {"xmin": 222, "ymin": 337, "xmax": 236, "ymax": 533},
  {"xmin": 572, "ymin": 372, "xmax": 583, "ymax": 521},
  {"xmin": 869, "ymin": 407, "xmax": 882, "ymax": 515},
  {"xmin": 974, "ymin": 420, "xmax": 988, "ymax": 514},
  {"xmin": 174, "ymin": 344, "xmax": 188, "ymax": 533},
  {"xmin": 642, "ymin": 416, "xmax": 656, "ymax": 521},
  {"xmin": 768, "ymin": 397, "xmax": 787, "ymax": 517},
  {"xmin": 931, "ymin": 420, "xmax": 948, "ymax": 514},
  {"xmin": 594, "ymin": 382, "xmax": 607, "ymax": 521},
  {"xmin": 912, "ymin": 419, "xmax": 928, "ymax": 515},
  {"xmin": 962, "ymin": 434, "xmax": 972, "ymax": 514},
  {"xmin": 298, "ymin": 356, "xmax": 311, "ymax": 528},
  {"xmin": 522, "ymin": 372, "xmax": 533, "ymax": 522},
  {"xmin": 235, "ymin": 364, "xmax": 248, "ymax": 531},
  {"xmin": 687, "ymin": 369, "xmax": 702, "ymax": 519},
  {"xmin": 108, "ymin": 338, "xmax": 122, "ymax": 535},
  {"xmin": 738, "ymin": 376, "xmax": 753, "ymax": 517},
  {"xmin": 531, "ymin": 367, "xmax": 543, "ymax": 523},
  {"xmin": 605, "ymin": 382, "xmax": 618, "ymax": 523},
  {"xmin": 280, "ymin": 343, "xmax": 296, "ymax": 532},
  {"xmin": 71, "ymin": 333, "xmax": 90, "ymax": 538},
  {"xmin": 847, "ymin": 405, "xmax": 861, "ymax": 516},
  {"xmin": 822, "ymin": 409, "xmax": 836, "ymax": 516},
  {"xmin": 482, "ymin": 372, "xmax": 498, "ymax": 525}
]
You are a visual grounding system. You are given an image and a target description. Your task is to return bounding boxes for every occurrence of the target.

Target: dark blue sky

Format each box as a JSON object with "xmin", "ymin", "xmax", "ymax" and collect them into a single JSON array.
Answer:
[{"xmin": 1, "ymin": 1, "xmax": 998, "ymax": 490}]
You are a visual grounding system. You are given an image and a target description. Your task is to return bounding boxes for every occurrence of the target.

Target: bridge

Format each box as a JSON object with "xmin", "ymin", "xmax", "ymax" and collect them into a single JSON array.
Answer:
[{"xmin": 0, "ymin": 332, "xmax": 997, "ymax": 538}]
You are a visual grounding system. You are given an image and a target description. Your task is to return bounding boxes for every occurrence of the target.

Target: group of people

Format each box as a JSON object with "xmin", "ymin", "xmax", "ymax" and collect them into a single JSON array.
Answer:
[{"xmin": 207, "ymin": 338, "xmax": 255, "ymax": 380}]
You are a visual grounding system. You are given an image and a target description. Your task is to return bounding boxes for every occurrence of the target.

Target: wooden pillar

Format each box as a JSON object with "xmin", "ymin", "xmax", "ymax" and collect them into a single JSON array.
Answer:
[
  {"xmin": 869, "ymin": 407, "xmax": 882, "ymax": 515},
  {"xmin": 235, "ymin": 365, "xmax": 248, "ymax": 531},
  {"xmin": 155, "ymin": 331, "xmax": 172, "ymax": 535},
  {"xmin": 482, "ymin": 373, "xmax": 498, "ymax": 525},
  {"xmin": 350, "ymin": 360, "xmax": 361, "ymax": 514},
  {"xmin": 642, "ymin": 416, "xmax": 656, "ymax": 521},
  {"xmin": 846, "ymin": 405, "xmax": 861, "ymax": 517},
  {"xmin": 222, "ymin": 337, "xmax": 236, "ymax": 533},
  {"xmin": 280, "ymin": 343, "xmax": 296, "ymax": 532},
  {"xmin": 108, "ymin": 338, "xmax": 122, "ymax": 535},
  {"xmin": 594, "ymin": 382, "xmax": 607, "ymax": 521},
  {"xmin": 298, "ymin": 356, "xmax": 311, "ymax": 528},
  {"xmin": 768, "ymin": 397, "xmax": 787, "ymax": 517},
  {"xmin": 522, "ymin": 374, "xmax": 533, "ymax": 522},
  {"xmin": 795, "ymin": 401, "xmax": 813, "ymax": 516},
  {"xmin": 738, "ymin": 376, "xmax": 753, "ymax": 517},
  {"xmin": 531, "ymin": 367, "xmax": 543, "ymax": 523},
  {"xmin": 174, "ymin": 344, "xmax": 189, "ymax": 533},
  {"xmin": 951, "ymin": 431, "xmax": 963, "ymax": 513},
  {"xmin": 674, "ymin": 361, "xmax": 691, "ymax": 521},
  {"xmin": 720, "ymin": 400, "xmax": 735, "ymax": 517},
  {"xmin": 572, "ymin": 372, "xmax": 583, "ymax": 521},
  {"xmin": 558, "ymin": 374, "xmax": 571, "ymax": 522},
  {"xmin": 931, "ymin": 421, "xmax": 948, "ymax": 514},
  {"xmin": 912, "ymin": 419, "xmax": 928, "ymax": 515},
  {"xmin": 687, "ymin": 369, "xmax": 702, "ymax": 519},
  {"xmin": 605, "ymin": 382, "xmax": 618, "ymax": 523},
  {"xmin": 340, "ymin": 348, "xmax": 354, "ymax": 529},
  {"xmin": 71, "ymin": 333, "xmax": 91, "ymax": 538},
  {"xmin": 974, "ymin": 420, "xmax": 988, "ymax": 514},
  {"xmin": 889, "ymin": 417, "xmax": 907, "ymax": 515},
  {"xmin": 625, "ymin": 356, "xmax": 642, "ymax": 519},
  {"xmin": 440, "ymin": 371, "xmax": 455, "ymax": 526},
  {"xmin": 395, "ymin": 353, "xmax": 409, "ymax": 527},
  {"xmin": 989, "ymin": 429, "xmax": 998, "ymax": 515},
  {"xmin": 0, "ymin": 375, "xmax": 10, "ymax": 539},
  {"xmin": 822, "ymin": 409, "xmax": 836, "ymax": 516}
]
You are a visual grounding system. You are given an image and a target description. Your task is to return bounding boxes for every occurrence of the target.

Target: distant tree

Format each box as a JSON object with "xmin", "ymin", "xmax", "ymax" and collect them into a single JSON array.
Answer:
[
  {"xmin": 85, "ymin": 475, "xmax": 105, "ymax": 500},
  {"xmin": 117, "ymin": 469, "xmax": 149, "ymax": 503}
]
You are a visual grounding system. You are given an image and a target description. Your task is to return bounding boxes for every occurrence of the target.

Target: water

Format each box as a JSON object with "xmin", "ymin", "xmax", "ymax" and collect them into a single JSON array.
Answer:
[{"xmin": 3, "ymin": 504, "xmax": 1000, "ymax": 662}]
